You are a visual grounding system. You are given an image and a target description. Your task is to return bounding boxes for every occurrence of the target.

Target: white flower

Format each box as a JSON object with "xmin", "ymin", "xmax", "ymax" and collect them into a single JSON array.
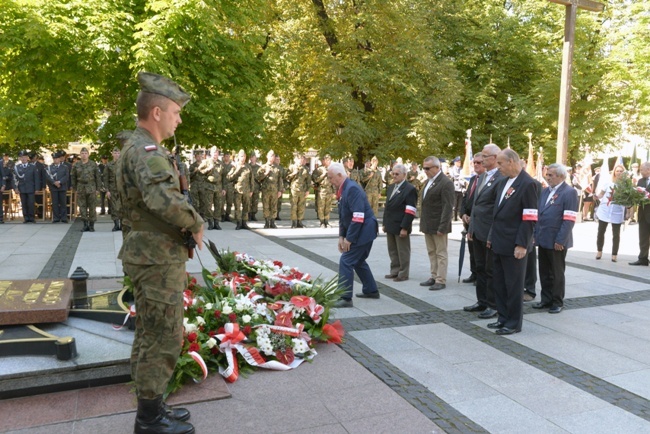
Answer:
[
  {"xmin": 242, "ymin": 314, "xmax": 252, "ymax": 324},
  {"xmin": 205, "ymin": 303, "xmax": 213, "ymax": 310},
  {"xmin": 183, "ymin": 318, "xmax": 197, "ymax": 334},
  {"xmin": 292, "ymin": 338, "xmax": 310, "ymax": 354},
  {"xmin": 206, "ymin": 338, "xmax": 217, "ymax": 349},
  {"xmin": 222, "ymin": 304, "xmax": 233, "ymax": 315},
  {"xmin": 196, "ymin": 316, "xmax": 205, "ymax": 326}
]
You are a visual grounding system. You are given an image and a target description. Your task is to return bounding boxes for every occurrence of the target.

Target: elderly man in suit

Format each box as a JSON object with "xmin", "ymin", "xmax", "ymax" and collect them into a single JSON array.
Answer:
[
  {"xmin": 419, "ymin": 156, "xmax": 455, "ymax": 290},
  {"xmin": 328, "ymin": 162, "xmax": 379, "ymax": 308},
  {"xmin": 464, "ymin": 144, "xmax": 502, "ymax": 318},
  {"xmin": 46, "ymin": 151, "xmax": 70, "ymax": 223},
  {"xmin": 630, "ymin": 162, "xmax": 650, "ymax": 266},
  {"xmin": 533, "ymin": 163, "xmax": 578, "ymax": 314},
  {"xmin": 460, "ymin": 152, "xmax": 485, "ymax": 283},
  {"xmin": 487, "ymin": 149, "xmax": 538, "ymax": 334},
  {"xmin": 382, "ymin": 163, "xmax": 418, "ymax": 282}
]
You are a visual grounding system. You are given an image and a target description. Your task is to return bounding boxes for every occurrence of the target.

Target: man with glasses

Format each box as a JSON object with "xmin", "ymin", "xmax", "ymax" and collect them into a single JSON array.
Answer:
[
  {"xmin": 382, "ymin": 164, "xmax": 418, "ymax": 282},
  {"xmin": 464, "ymin": 144, "xmax": 502, "ymax": 318},
  {"xmin": 460, "ymin": 152, "xmax": 486, "ymax": 284},
  {"xmin": 419, "ymin": 156, "xmax": 455, "ymax": 290}
]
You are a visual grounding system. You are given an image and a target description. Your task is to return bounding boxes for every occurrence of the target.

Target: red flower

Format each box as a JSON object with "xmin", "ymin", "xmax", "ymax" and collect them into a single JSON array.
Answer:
[
  {"xmin": 211, "ymin": 347, "xmax": 220, "ymax": 355},
  {"xmin": 214, "ymin": 310, "xmax": 222, "ymax": 318},
  {"xmin": 273, "ymin": 260, "xmax": 283, "ymax": 267},
  {"xmin": 267, "ymin": 302, "xmax": 283, "ymax": 311},
  {"xmin": 275, "ymin": 348, "xmax": 295, "ymax": 365},
  {"xmin": 217, "ymin": 327, "xmax": 225, "ymax": 334},
  {"xmin": 197, "ymin": 307, "xmax": 204, "ymax": 314},
  {"xmin": 188, "ymin": 342, "xmax": 200, "ymax": 353},
  {"xmin": 208, "ymin": 331, "xmax": 217, "ymax": 337},
  {"xmin": 243, "ymin": 325, "xmax": 252, "ymax": 335},
  {"xmin": 290, "ymin": 295, "xmax": 312, "ymax": 308},
  {"xmin": 265, "ymin": 281, "xmax": 291, "ymax": 297},
  {"xmin": 187, "ymin": 332, "xmax": 198, "ymax": 343},
  {"xmin": 322, "ymin": 320, "xmax": 345, "ymax": 344},
  {"xmin": 275, "ymin": 311, "xmax": 293, "ymax": 328},
  {"xmin": 228, "ymin": 313, "xmax": 238, "ymax": 322}
]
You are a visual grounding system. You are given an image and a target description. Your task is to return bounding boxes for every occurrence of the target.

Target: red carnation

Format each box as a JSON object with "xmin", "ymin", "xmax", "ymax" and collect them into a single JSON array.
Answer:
[
  {"xmin": 188, "ymin": 343, "xmax": 200, "ymax": 353},
  {"xmin": 187, "ymin": 332, "xmax": 198, "ymax": 343},
  {"xmin": 243, "ymin": 325, "xmax": 252, "ymax": 335},
  {"xmin": 228, "ymin": 313, "xmax": 238, "ymax": 322},
  {"xmin": 214, "ymin": 310, "xmax": 222, "ymax": 318}
]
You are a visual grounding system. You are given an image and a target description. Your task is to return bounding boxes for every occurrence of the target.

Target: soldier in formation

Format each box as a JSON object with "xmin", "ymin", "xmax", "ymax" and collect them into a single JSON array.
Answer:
[
  {"xmin": 286, "ymin": 153, "xmax": 310, "ymax": 228},
  {"xmin": 362, "ymin": 156, "xmax": 383, "ymax": 216},
  {"xmin": 344, "ymin": 156, "xmax": 362, "ymax": 184},
  {"xmin": 275, "ymin": 154, "xmax": 287, "ymax": 221},
  {"xmin": 256, "ymin": 149, "xmax": 283, "ymax": 228},
  {"xmin": 45, "ymin": 150, "xmax": 70, "ymax": 223},
  {"xmin": 188, "ymin": 149, "xmax": 205, "ymax": 213},
  {"xmin": 249, "ymin": 152, "xmax": 261, "ymax": 221},
  {"xmin": 227, "ymin": 149, "xmax": 254, "ymax": 230},
  {"xmin": 221, "ymin": 152, "xmax": 234, "ymax": 221},
  {"xmin": 104, "ymin": 147, "xmax": 121, "ymax": 231},
  {"xmin": 206, "ymin": 148, "xmax": 225, "ymax": 230},
  {"xmin": 71, "ymin": 147, "xmax": 102, "ymax": 232},
  {"xmin": 312, "ymin": 154, "xmax": 334, "ymax": 228}
]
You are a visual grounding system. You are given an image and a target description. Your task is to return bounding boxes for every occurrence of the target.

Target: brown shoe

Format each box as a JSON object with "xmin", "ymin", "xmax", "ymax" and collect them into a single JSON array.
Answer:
[{"xmin": 393, "ymin": 276, "xmax": 409, "ymax": 282}]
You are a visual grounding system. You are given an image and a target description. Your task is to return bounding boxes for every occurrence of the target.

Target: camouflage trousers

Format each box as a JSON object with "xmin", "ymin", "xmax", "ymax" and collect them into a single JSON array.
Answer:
[
  {"xmin": 261, "ymin": 190, "xmax": 279, "ymax": 219},
  {"xmin": 251, "ymin": 190, "xmax": 260, "ymax": 216},
  {"xmin": 108, "ymin": 190, "xmax": 121, "ymax": 220},
  {"xmin": 76, "ymin": 190, "xmax": 97, "ymax": 222},
  {"xmin": 277, "ymin": 191, "xmax": 284, "ymax": 217},
  {"xmin": 199, "ymin": 188, "xmax": 215, "ymax": 221},
  {"xmin": 233, "ymin": 192, "xmax": 251, "ymax": 221},
  {"xmin": 223, "ymin": 185, "xmax": 234, "ymax": 216},
  {"xmin": 290, "ymin": 190, "xmax": 307, "ymax": 220},
  {"xmin": 124, "ymin": 262, "xmax": 186, "ymax": 399},
  {"xmin": 367, "ymin": 191, "xmax": 380, "ymax": 216},
  {"xmin": 317, "ymin": 191, "xmax": 333, "ymax": 220},
  {"xmin": 212, "ymin": 190, "xmax": 223, "ymax": 220},
  {"xmin": 190, "ymin": 188, "xmax": 201, "ymax": 216}
]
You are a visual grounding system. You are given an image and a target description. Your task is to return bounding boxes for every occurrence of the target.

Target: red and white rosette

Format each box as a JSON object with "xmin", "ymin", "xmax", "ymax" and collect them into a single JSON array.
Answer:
[
  {"xmin": 216, "ymin": 323, "xmax": 246, "ymax": 382},
  {"xmin": 112, "ymin": 304, "xmax": 136, "ymax": 330}
]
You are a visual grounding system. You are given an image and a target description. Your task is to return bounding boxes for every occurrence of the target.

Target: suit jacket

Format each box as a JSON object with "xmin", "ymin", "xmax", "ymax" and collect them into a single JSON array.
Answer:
[
  {"xmin": 383, "ymin": 181, "xmax": 418, "ymax": 234},
  {"xmin": 419, "ymin": 172, "xmax": 454, "ymax": 234},
  {"xmin": 13, "ymin": 162, "xmax": 41, "ymax": 194},
  {"xmin": 461, "ymin": 174, "xmax": 480, "ymax": 218},
  {"xmin": 46, "ymin": 163, "xmax": 70, "ymax": 192},
  {"xmin": 637, "ymin": 177, "xmax": 650, "ymax": 224},
  {"xmin": 338, "ymin": 178, "xmax": 378, "ymax": 245},
  {"xmin": 0, "ymin": 160, "xmax": 11, "ymax": 190},
  {"xmin": 535, "ymin": 181, "xmax": 578, "ymax": 250},
  {"xmin": 468, "ymin": 170, "xmax": 503, "ymax": 241},
  {"xmin": 488, "ymin": 171, "xmax": 538, "ymax": 255}
]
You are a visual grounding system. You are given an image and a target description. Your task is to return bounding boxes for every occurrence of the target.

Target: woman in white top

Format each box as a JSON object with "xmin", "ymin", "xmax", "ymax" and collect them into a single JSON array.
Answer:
[{"xmin": 595, "ymin": 164, "xmax": 627, "ymax": 262}]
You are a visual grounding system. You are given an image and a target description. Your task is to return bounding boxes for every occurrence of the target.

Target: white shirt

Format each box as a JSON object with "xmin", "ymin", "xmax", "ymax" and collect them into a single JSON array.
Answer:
[{"xmin": 498, "ymin": 175, "xmax": 518, "ymax": 205}]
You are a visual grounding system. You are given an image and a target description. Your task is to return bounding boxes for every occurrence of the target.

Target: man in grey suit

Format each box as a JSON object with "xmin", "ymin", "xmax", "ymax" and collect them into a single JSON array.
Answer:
[
  {"xmin": 419, "ymin": 156, "xmax": 455, "ymax": 290},
  {"xmin": 13, "ymin": 150, "xmax": 41, "ymax": 223},
  {"xmin": 382, "ymin": 164, "xmax": 418, "ymax": 282},
  {"xmin": 464, "ymin": 144, "xmax": 502, "ymax": 318}
]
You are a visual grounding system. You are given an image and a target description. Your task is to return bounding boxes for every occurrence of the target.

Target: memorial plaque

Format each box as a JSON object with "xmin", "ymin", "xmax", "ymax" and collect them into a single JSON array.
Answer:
[{"xmin": 0, "ymin": 280, "xmax": 73, "ymax": 325}]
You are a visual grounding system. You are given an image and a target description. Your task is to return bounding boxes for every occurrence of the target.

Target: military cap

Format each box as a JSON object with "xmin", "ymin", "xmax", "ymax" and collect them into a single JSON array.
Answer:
[
  {"xmin": 18, "ymin": 150, "xmax": 28, "ymax": 157},
  {"xmin": 193, "ymin": 149, "xmax": 205, "ymax": 155},
  {"xmin": 137, "ymin": 72, "xmax": 191, "ymax": 108},
  {"xmin": 80, "ymin": 147, "xmax": 89, "ymax": 153},
  {"xmin": 453, "ymin": 156, "xmax": 461, "ymax": 162}
]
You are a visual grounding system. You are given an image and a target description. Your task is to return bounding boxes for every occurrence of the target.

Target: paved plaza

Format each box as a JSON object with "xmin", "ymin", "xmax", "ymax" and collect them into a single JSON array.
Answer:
[{"xmin": 2, "ymin": 206, "xmax": 650, "ymax": 433}]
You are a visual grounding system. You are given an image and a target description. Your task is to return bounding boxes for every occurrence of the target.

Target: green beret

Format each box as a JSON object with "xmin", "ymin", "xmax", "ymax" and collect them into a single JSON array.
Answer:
[{"xmin": 137, "ymin": 72, "xmax": 191, "ymax": 108}]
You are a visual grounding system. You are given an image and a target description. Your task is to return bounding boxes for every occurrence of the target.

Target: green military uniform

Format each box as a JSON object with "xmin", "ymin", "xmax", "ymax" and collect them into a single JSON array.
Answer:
[
  {"xmin": 407, "ymin": 168, "xmax": 423, "ymax": 211},
  {"xmin": 222, "ymin": 158, "xmax": 234, "ymax": 221},
  {"xmin": 276, "ymin": 162, "xmax": 287, "ymax": 220},
  {"xmin": 363, "ymin": 167, "xmax": 383, "ymax": 216},
  {"xmin": 312, "ymin": 165, "xmax": 335, "ymax": 227},
  {"xmin": 256, "ymin": 160, "xmax": 283, "ymax": 228},
  {"xmin": 346, "ymin": 168, "xmax": 362, "ymax": 184},
  {"xmin": 207, "ymin": 158, "xmax": 225, "ymax": 230},
  {"xmin": 286, "ymin": 161, "xmax": 310, "ymax": 228},
  {"xmin": 196, "ymin": 158, "xmax": 217, "ymax": 226},
  {"xmin": 116, "ymin": 72, "xmax": 201, "ymax": 434},
  {"xmin": 71, "ymin": 153, "xmax": 101, "ymax": 231},
  {"xmin": 188, "ymin": 153, "xmax": 205, "ymax": 216},
  {"xmin": 249, "ymin": 160, "xmax": 261, "ymax": 221},
  {"xmin": 116, "ymin": 131, "xmax": 133, "ymax": 239},
  {"xmin": 104, "ymin": 148, "xmax": 121, "ymax": 231},
  {"xmin": 227, "ymin": 161, "xmax": 254, "ymax": 229}
]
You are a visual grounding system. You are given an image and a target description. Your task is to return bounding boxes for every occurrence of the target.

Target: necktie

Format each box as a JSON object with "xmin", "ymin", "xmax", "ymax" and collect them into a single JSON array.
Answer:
[
  {"xmin": 390, "ymin": 183, "xmax": 401, "ymax": 200},
  {"xmin": 545, "ymin": 188, "xmax": 555, "ymax": 205},
  {"xmin": 476, "ymin": 173, "xmax": 487, "ymax": 195},
  {"xmin": 469, "ymin": 177, "xmax": 477, "ymax": 198}
]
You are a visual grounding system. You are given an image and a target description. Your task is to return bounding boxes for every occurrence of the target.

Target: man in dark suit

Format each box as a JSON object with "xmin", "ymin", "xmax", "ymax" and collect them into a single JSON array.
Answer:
[
  {"xmin": 13, "ymin": 150, "xmax": 41, "ymax": 223},
  {"xmin": 464, "ymin": 144, "xmax": 502, "ymax": 318},
  {"xmin": 328, "ymin": 162, "xmax": 379, "ymax": 307},
  {"xmin": 46, "ymin": 151, "xmax": 70, "ymax": 223},
  {"xmin": 630, "ymin": 162, "xmax": 650, "ymax": 266},
  {"xmin": 0, "ymin": 156, "xmax": 11, "ymax": 223},
  {"xmin": 460, "ymin": 152, "xmax": 485, "ymax": 283},
  {"xmin": 382, "ymin": 163, "xmax": 418, "ymax": 282},
  {"xmin": 487, "ymin": 149, "xmax": 538, "ymax": 334},
  {"xmin": 419, "ymin": 156, "xmax": 455, "ymax": 290},
  {"xmin": 533, "ymin": 163, "xmax": 578, "ymax": 314}
]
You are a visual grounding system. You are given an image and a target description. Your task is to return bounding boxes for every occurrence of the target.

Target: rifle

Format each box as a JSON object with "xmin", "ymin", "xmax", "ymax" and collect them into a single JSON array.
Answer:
[{"xmin": 172, "ymin": 134, "xmax": 197, "ymax": 258}]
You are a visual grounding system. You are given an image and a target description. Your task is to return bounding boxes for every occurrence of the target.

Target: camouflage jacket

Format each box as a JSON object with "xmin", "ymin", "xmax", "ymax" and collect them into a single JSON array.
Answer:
[
  {"xmin": 407, "ymin": 170, "xmax": 423, "ymax": 192},
  {"xmin": 362, "ymin": 168, "xmax": 383, "ymax": 194},
  {"xmin": 311, "ymin": 166, "xmax": 334, "ymax": 195},
  {"xmin": 227, "ymin": 163, "xmax": 254, "ymax": 195},
  {"xmin": 346, "ymin": 168, "xmax": 362, "ymax": 184},
  {"xmin": 256, "ymin": 163, "xmax": 283, "ymax": 192},
  {"xmin": 286, "ymin": 164, "xmax": 311, "ymax": 193},
  {"xmin": 250, "ymin": 163, "xmax": 261, "ymax": 192},
  {"xmin": 204, "ymin": 160, "xmax": 224, "ymax": 192},
  {"xmin": 103, "ymin": 160, "xmax": 118, "ymax": 193},
  {"xmin": 71, "ymin": 160, "xmax": 101, "ymax": 193},
  {"xmin": 189, "ymin": 160, "xmax": 208, "ymax": 191},
  {"xmin": 116, "ymin": 127, "xmax": 203, "ymax": 265}
]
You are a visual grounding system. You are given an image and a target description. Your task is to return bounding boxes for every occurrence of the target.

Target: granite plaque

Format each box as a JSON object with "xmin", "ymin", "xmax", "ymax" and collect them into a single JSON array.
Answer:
[{"xmin": 0, "ymin": 280, "xmax": 73, "ymax": 325}]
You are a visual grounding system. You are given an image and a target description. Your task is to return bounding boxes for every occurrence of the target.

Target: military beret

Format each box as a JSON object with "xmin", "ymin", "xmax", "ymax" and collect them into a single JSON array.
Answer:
[
  {"xmin": 137, "ymin": 72, "xmax": 191, "ymax": 108},
  {"xmin": 80, "ymin": 147, "xmax": 89, "ymax": 153}
]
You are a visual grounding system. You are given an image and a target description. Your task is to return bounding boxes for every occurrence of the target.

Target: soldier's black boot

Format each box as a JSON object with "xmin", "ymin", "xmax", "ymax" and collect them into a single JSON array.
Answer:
[
  {"xmin": 270, "ymin": 218, "xmax": 278, "ymax": 229},
  {"xmin": 319, "ymin": 219, "xmax": 326, "ymax": 228},
  {"xmin": 112, "ymin": 219, "xmax": 120, "ymax": 232},
  {"xmin": 297, "ymin": 220, "xmax": 305, "ymax": 228},
  {"xmin": 241, "ymin": 220, "xmax": 250, "ymax": 230},
  {"xmin": 291, "ymin": 220, "xmax": 296, "ymax": 228},
  {"xmin": 208, "ymin": 219, "xmax": 214, "ymax": 230},
  {"xmin": 275, "ymin": 214, "xmax": 281, "ymax": 221},
  {"xmin": 251, "ymin": 213, "xmax": 258, "ymax": 221},
  {"xmin": 221, "ymin": 214, "xmax": 226, "ymax": 222},
  {"xmin": 264, "ymin": 219, "xmax": 270, "ymax": 229},
  {"xmin": 134, "ymin": 397, "xmax": 194, "ymax": 434},
  {"xmin": 324, "ymin": 219, "xmax": 329, "ymax": 228},
  {"xmin": 214, "ymin": 220, "xmax": 221, "ymax": 230},
  {"xmin": 81, "ymin": 221, "xmax": 89, "ymax": 232},
  {"xmin": 162, "ymin": 402, "xmax": 191, "ymax": 422},
  {"xmin": 89, "ymin": 221, "xmax": 95, "ymax": 232},
  {"xmin": 235, "ymin": 220, "xmax": 242, "ymax": 230},
  {"xmin": 224, "ymin": 214, "xmax": 232, "ymax": 222}
]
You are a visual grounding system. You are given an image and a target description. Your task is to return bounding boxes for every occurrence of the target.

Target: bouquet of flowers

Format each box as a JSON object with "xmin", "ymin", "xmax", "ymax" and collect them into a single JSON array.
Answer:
[
  {"xmin": 124, "ymin": 240, "xmax": 346, "ymax": 396},
  {"xmin": 611, "ymin": 173, "xmax": 650, "ymax": 208}
]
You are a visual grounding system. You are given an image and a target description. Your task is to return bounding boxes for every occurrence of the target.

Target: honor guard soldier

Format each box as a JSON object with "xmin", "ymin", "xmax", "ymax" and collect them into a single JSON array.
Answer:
[
  {"xmin": 344, "ymin": 157, "xmax": 361, "ymax": 184},
  {"xmin": 188, "ymin": 149, "xmax": 205, "ymax": 213},
  {"xmin": 206, "ymin": 148, "xmax": 225, "ymax": 230},
  {"xmin": 227, "ymin": 149, "xmax": 254, "ymax": 230},
  {"xmin": 13, "ymin": 150, "xmax": 41, "ymax": 223},
  {"xmin": 98, "ymin": 154, "xmax": 109, "ymax": 215},
  {"xmin": 249, "ymin": 152, "xmax": 261, "ymax": 221},
  {"xmin": 275, "ymin": 154, "xmax": 287, "ymax": 220},
  {"xmin": 362, "ymin": 156, "xmax": 383, "ymax": 216},
  {"xmin": 71, "ymin": 147, "xmax": 102, "ymax": 231},
  {"xmin": 104, "ymin": 146, "xmax": 122, "ymax": 231},
  {"xmin": 196, "ymin": 150, "xmax": 218, "ymax": 229},
  {"xmin": 312, "ymin": 154, "xmax": 334, "ymax": 228},
  {"xmin": 116, "ymin": 72, "xmax": 203, "ymax": 434},
  {"xmin": 46, "ymin": 151, "xmax": 70, "ymax": 223},
  {"xmin": 221, "ymin": 152, "xmax": 234, "ymax": 221},
  {"xmin": 256, "ymin": 149, "xmax": 283, "ymax": 228},
  {"xmin": 286, "ymin": 153, "xmax": 311, "ymax": 228}
]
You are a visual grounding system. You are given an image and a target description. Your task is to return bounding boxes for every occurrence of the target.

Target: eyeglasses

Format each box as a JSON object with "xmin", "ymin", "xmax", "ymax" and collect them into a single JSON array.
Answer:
[
  {"xmin": 391, "ymin": 172, "xmax": 402, "ymax": 176},
  {"xmin": 473, "ymin": 161, "xmax": 483, "ymax": 165},
  {"xmin": 423, "ymin": 166, "xmax": 434, "ymax": 171}
]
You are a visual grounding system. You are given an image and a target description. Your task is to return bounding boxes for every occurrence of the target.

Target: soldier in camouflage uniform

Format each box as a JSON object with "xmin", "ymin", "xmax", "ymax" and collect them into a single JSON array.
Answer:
[
  {"xmin": 207, "ymin": 148, "xmax": 225, "ymax": 230},
  {"xmin": 256, "ymin": 149, "xmax": 283, "ymax": 228},
  {"xmin": 188, "ymin": 150, "xmax": 205, "ymax": 215},
  {"xmin": 362, "ymin": 156, "xmax": 383, "ymax": 216},
  {"xmin": 221, "ymin": 152, "xmax": 234, "ymax": 221},
  {"xmin": 116, "ymin": 72, "xmax": 202, "ymax": 434},
  {"xmin": 249, "ymin": 153, "xmax": 261, "ymax": 221},
  {"xmin": 104, "ymin": 147, "xmax": 121, "ymax": 231},
  {"xmin": 71, "ymin": 147, "xmax": 102, "ymax": 232},
  {"xmin": 227, "ymin": 149, "xmax": 254, "ymax": 230},
  {"xmin": 344, "ymin": 156, "xmax": 362, "ymax": 184},
  {"xmin": 116, "ymin": 131, "xmax": 133, "ymax": 239},
  {"xmin": 275, "ymin": 155, "xmax": 286, "ymax": 221},
  {"xmin": 312, "ymin": 154, "xmax": 334, "ymax": 228},
  {"xmin": 286, "ymin": 153, "xmax": 310, "ymax": 228},
  {"xmin": 196, "ymin": 153, "xmax": 218, "ymax": 229}
]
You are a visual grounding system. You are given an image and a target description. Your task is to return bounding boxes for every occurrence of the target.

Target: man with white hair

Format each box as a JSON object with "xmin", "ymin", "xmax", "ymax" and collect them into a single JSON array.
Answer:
[{"xmin": 327, "ymin": 162, "xmax": 379, "ymax": 308}]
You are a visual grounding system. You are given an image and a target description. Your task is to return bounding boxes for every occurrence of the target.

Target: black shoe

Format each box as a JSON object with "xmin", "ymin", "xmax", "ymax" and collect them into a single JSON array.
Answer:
[
  {"xmin": 462, "ymin": 275, "xmax": 476, "ymax": 283},
  {"xmin": 291, "ymin": 220, "xmax": 297, "ymax": 228},
  {"xmin": 224, "ymin": 214, "xmax": 232, "ymax": 222},
  {"xmin": 296, "ymin": 220, "xmax": 305, "ymax": 228},
  {"xmin": 495, "ymin": 327, "xmax": 520, "ymax": 335},
  {"xmin": 463, "ymin": 303, "xmax": 487, "ymax": 312},
  {"xmin": 320, "ymin": 219, "xmax": 326, "ymax": 228},
  {"xmin": 208, "ymin": 219, "xmax": 215, "ymax": 230},
  {"xmin": 162, "ymin": 402, "xmax": 191, "ymax": 422},
  {"xmin": 241, "ymin": 221, "xmax": 250, "ymax": 230},
  {"xmin": 429, "ymin": 283, "xmax": 446, "ymax": 290},
  {"xmin": 477, "ymin": 308, "xmax": 497, "ymax": 319},
  {"xmin": 251, "ymin": 214, "xmax": 258, "ymax": 221},
  {"xmin": 270, "ymin": 220, "xmax": 277, "ymax": 229},
  {"xmin": 81, "ymin": 222, "xmax": 89, "ymax": 232},
  {"xmin": 135, "ymin": 397, "xmax": 194, "ymax": 434},
  {"xmin": 487, "ymin": 321, "xmax": 505, "ymax": 329},
  {"xmin": 532, "ymin": 302, "xmax": 551, "ymax": 309},
  {"xmin": 548, "ymin": 306, "xmax": 564, "ymax": 314},
  {"xmin": 89, "ymin": 222, "xmax": 95, "ymax": 232},
  {"xmin": 275, "ymin": 216, "xmax": 281, "ymax": 221},
  {"xmin": 419, "ymin": 278, "xmax": 436, "ymax": 287},
  {"xmin": 333, "ymin": 299, "xmax": 353, "ymax": 308},
  {"xmin": 629, "ymin": 260, "xmax": 649, "ymax": 266},
  {"xmin": 235, "ymin": 221, "xmax": 242, "ymax": 230},
  {"xmin": 112, "ymin": 219, "xmax": 120, "ymax": 231},
  {"xmin": 214, "ymin": 221, "xmax": 222, "ymax": 230},
  {"xmin": 355, "ymin": 292, "xmax": 380, "ymax": 299}
]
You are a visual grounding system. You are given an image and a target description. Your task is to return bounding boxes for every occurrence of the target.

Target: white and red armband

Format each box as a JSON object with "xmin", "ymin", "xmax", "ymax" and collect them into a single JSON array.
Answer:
[
  {"xmin": 352, "ymin": 212, "xmax": 365, "ymax": 223},
  {"xmin": 405, "ymin": 205, "xmax": 417, "ymax": 216},
  {"xmin": 522, "ymin": 209, "xmax": 538, "ymax": 221},
  {"xmin": 563, "ymin": 210, "xmax": 577, "ymax": 222}
]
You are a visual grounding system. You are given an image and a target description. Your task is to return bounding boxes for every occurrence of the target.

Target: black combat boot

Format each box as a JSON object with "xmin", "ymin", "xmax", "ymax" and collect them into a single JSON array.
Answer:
[
  {"xmin": 221, "ymin": 214, "xmax": 227, "ymax": 222},
  {"xmin": 251, "ymin": 213, "xmax": 258, "ymax": 221},
  {"xmin": 134, "ymin": 397, "xmax": 194, "ymax": 434},
  {"xmin": 224, "ymin": 214, "xmax": 232, "ymax": 222},
  {"xmin": 275, "ymin": 214, "xmax": 281, "ymax": 221},
  {"xmin": 241, "ymin": 220, "xmax": 250, "ymax": 230},
  {"xmin": 324, "ymin": 219, "xmax": 329, "ymax": 228},
  {"xmin": 214, "ymin": 220, "xmax": 221, "ymax": 230},
  {"xmin": 81, "ymin": 221, "xmax": 89, "ymax": 232},
  {"xmin": 112, "ymin": 219, "xmax": 120, "ymax": 232},
  {"xmin": 319, "ymin": 219, "xmax": 326, "ymax": 228},
  {"xmin": 291, "ymin": 220, "xmax": 296, "ymax": 228},
  {"xmin": 208, "ymin": 219, "xmax": 214, "ymax": 230},
  {"xmin": 235, "ymin": 220, "xmax": 242, "ymax": 230},
  {"xmin": 89, "ymin": 221, "xmax": 95, "ymax": 232},
  {"xmin": 297, "ymin": 220, "xmax": 305, "ymax": 228},
  {"xmin": 162, "ymin": 402, "xmax": 191, "ymax": 422},
  {"xmin": 270, "ymin": 219, "xmax": 278, "ymax": 229},
  {"xmin": 264, "ymin": 219, "xmax": 270, "ymax": 229}
]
